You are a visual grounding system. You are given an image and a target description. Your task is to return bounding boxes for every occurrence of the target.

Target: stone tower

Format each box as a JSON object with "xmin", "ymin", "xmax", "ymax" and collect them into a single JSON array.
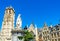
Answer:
[
  {"xmin": 1, "ymin": 6, "xmax": 15, "ymax": 41},
  {"xmin": 16, "ymin": 14, "xmax": 22, "ymax": 30}
]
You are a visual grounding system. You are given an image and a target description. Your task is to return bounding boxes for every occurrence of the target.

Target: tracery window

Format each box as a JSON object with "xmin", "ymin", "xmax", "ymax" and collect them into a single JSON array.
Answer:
[
  {"xmin": 58, "ymin": 38, "xmax": 60, "ymax": 41},
  {"xmin": 52, "ymin": 39, "xmax": 54, "ymax": 41},
  {"xmin": 55, "ymin": 39, "xmax": 57, "ymax": 41},
  {"xmin": 57, "ymin": 32, "xmax": 59, "ymax": 37},
  {"xmin": 54, "ymin": 33, "xmax": 56, "ymax": 37}
]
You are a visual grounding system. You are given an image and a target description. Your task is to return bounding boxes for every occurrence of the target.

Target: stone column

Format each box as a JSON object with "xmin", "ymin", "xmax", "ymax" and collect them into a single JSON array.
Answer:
[{"xmin": 56, "ymin": 33, "xmax": 58, "ymax": 41}]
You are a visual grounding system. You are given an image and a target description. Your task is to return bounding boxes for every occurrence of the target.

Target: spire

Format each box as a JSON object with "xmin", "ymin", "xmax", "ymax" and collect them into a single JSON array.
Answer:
[
  {"xmin": 29, "ymin": 22, "xmax": 35, "ymax": 29},
  {"xmin": 44, "ymin": 22, "xmax": 47, "ymax": 27},
  {"xmin": 28, "ymin": 22, "xmax": 35, "ymax": 32},
  {"xmin": 35, "ymin": 24, "xmax": 39, "ymax": 41},
  {"xmin": 16, "ymin": 14, "xmax": 22, "ymax": 29},
  {"xmin": 30, "ymin": 21, "xmax": 35, "ymax": 27}
]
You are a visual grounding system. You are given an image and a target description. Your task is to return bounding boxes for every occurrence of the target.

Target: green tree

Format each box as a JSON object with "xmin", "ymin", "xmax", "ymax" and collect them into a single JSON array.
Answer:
[{"xmin": 18, "ymin": 30, "xmax": 34, "ymax": 41}]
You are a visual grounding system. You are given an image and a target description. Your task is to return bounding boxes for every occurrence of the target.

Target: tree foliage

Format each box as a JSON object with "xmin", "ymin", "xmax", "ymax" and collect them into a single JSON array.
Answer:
[{"xmin": 18, "ymin": 30, "xmax": 34, "ymax": 41}]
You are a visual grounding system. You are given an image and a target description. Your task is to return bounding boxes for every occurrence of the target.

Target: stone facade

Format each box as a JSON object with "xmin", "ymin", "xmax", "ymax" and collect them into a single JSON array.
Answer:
[
  {"xmin": 11, "ymin": 29, "xmax": 24, "ymax": 41},
  {"xmin": 41, "ymin": 23, "xmax": 60, "ymax": 41},
  {"xmin": 50, "ymin": 24, "xmax": 60, "ymax": 41}
]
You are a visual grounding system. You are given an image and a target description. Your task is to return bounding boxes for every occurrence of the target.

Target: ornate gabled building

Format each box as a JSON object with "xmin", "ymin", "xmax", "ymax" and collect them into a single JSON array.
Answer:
[
  {"xmin": 49, "ymin": 24, "xmax": 60, "ymax": 41},
  {"xmin": 42, "ymin": 23, "xmax": 50, "ymax": 41},
  {"xmin": 28, "ymin": 23, "xmax": 39, "ymax": 41},
  {"xmin": 41, "ymin": 23, "xmax": 60, "ymax": 41},
  {"xmin": 28, "ymin": 23, "xmax": 35, "ymax": 33}
]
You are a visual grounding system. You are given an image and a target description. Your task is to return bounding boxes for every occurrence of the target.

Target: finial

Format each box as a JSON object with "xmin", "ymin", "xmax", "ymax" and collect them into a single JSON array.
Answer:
[
  {"xmin": 16, "ymin": 14, "xmax": 22, "ymax": 28},
  {"xmin": 18, "ymin": 14, "xmax": 21, "ymax": 17},
  {"xmin": 44, "ymin": 22, "xmax": 47, "ymax": 27},
  {"xmin": 31, "ymin": 21, "xmax": 34, "ymax": 26}
]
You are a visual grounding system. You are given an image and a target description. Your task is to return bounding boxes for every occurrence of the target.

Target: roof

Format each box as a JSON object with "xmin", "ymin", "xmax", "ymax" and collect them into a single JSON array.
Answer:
[
  {"xmin": 5, "ymin": 6, "xmax": 15, "ymax": 12},
  {"xmin": 48, "ymin": 24, "xmax": 60, "ymax": 32},
  {"xmin": 11, "ymin": 29, "xmax": 24, "ymax": 33}
]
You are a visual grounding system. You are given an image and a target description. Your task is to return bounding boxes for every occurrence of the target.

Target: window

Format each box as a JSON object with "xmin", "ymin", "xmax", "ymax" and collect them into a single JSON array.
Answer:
[
  {"xmin": 45, "ymin": 31, "xmax": 46, "ymax": 34},
  {"xmin": 51, "ymin": 34, "xmax": 53, "ymax": 38},
  {"xmin": 47, "ymin": 31, "xmax": 49, "ymax": 33},
  {"xmin": 57, "ymin": 32, "xmax": 59, "ymax": 37},
  {"xmin": 9, "ymin": 9, "xmax": 11, "ymax": 14},
  {"xmin": 54, "ymin": 33, "xmax": 56, "ymax": 37},
  {"xmin": 48, "ymin": 36, "xmax": 49, "ymax": 39},
  {"xmin": 43, "ymin": 37, "xmax": 45, "ymax": 40},
  {"xmin": 58, "ymin": 38, "xmax": 60, "ymax": 41},
  {"xmin": 43, "ymin": 32, "xmax": 44, "ymax": 34},
  {"xmin": 52, "ymin": 39, "xmax": 54, "ymax": 41},
  {"xmin": 55, "ymin": 39, "xmax": 57, "ymax": 41}
]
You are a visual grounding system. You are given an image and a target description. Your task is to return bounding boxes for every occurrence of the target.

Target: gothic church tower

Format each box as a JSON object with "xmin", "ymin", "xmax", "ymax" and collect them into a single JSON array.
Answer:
[{"xmin": 1, "ymin": 6, "xmax": 15, "ymax": 41}]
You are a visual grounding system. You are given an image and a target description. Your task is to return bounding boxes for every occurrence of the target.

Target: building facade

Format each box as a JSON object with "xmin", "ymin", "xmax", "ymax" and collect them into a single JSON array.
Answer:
[
  {"xmin": 42, "ymin": 23, "xmax": 50, "ymax": 41},
  {"xmin": 50, "ymin": 24, "xmax": 60, "ymax": 41},
  {"xmin": 11, "ymin": 29, "xmax": 24, "ymax": 41},
  {"xmin": 41, "ymin": 23, "xmax": 60, "ymax": 41}
]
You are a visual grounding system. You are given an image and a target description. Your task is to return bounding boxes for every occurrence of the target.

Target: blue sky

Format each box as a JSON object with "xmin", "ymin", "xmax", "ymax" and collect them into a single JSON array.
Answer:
[{"xmin": 0, "ymin": 0, "xmax": 60, "ymax": 29}]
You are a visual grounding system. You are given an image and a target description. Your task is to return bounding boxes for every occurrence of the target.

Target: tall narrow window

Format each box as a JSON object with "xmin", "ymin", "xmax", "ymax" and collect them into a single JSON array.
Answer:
[
  {"xmin": 57, "ymin": 32, "xmax": 59, "ymax": 37},
  {"xmin": 9, "ymin": 9, "xmax": 11, "ymax": 14}
]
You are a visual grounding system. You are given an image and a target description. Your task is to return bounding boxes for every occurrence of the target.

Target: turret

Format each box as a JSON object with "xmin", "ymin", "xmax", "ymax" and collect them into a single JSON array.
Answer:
[
  {"xmin": 44, "ymin": 22, "xmax": 47, "ymax": 27},
  {"xmin": 35, "ymin": 24, "xmax": 39, "ymax": 41},
  {"xmin": 16, "ymin": 14, "xmax": 22, "ymax": 30}
]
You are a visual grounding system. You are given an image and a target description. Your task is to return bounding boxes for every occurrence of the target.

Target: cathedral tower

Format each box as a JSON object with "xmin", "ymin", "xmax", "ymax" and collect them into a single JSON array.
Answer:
[{"xmin": 1, "ymin": 6, "xmax": 15, "ymax": 41}]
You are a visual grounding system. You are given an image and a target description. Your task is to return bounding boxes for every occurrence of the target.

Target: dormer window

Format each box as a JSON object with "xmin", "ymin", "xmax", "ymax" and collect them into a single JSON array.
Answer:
[
  {"xmin": 9, "ymin": 9, "xmax": 11, "ymax": 14},
  {"xmin": 44, "ymin": 28, "xmax": 47, "ymax": 30}
]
